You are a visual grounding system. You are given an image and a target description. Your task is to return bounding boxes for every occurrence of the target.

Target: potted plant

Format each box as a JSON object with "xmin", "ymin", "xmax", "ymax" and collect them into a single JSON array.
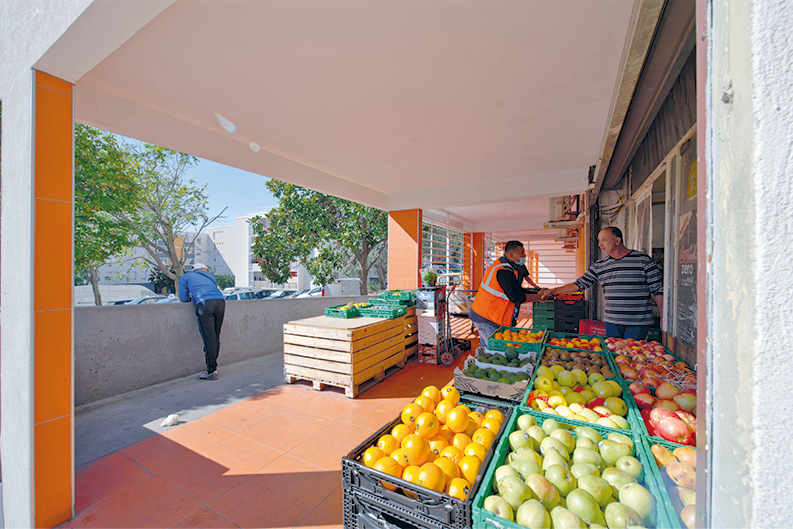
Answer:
[{"xmin": 423, "ymin": 270, "xmax": 438, "ymax": 287}]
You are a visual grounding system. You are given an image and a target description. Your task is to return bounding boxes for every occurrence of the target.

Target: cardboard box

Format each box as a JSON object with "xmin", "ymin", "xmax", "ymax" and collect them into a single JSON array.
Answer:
[{"xmin": 454, "ymin": 355, "xmax": 530, "ymax": 402}]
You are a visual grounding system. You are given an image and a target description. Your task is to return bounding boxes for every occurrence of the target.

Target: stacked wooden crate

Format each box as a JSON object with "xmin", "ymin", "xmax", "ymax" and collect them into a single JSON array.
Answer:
[{"xmin": 283, "ymin": 306, "xmax": 417, "ymax": 398}]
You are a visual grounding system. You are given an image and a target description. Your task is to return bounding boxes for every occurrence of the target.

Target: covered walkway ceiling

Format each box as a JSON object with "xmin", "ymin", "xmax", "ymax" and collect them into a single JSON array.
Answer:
[{"xmin": 38, "ymin": 0, "xmax": 659, "ymax": 235}]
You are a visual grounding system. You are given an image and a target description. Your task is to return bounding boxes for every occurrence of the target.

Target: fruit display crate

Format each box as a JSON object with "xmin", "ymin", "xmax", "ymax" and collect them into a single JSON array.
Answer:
[
  {"xmin": 639, "ymin": 437, "xmax": 696, "ymax": 529},
  {"xmin": 553, "ymin": 315, "xmax": 581, "ymax": 333},
  {"xmin": 454, "ymin": 355, "xmax": 531, "ymax": 404},
  {"xmin": 358, "ymin": 305, "xmax": 408, "ymax": 319},
  {"xmin": 545, "ymin": 332, "xmax": 607, "ymax": 352},
  {"xmin": 342, "ymin": 398, "xmax": 513, "ymax": 529},
  {"xmin": 532, "ymin": 300, "xmax": 555, "ymax": 317},
  {"xmin": 373, "ymin": 296, "xmax": 416, "ymax": 307},
  {"xmin": 532, "ymin": 316, "xmax": 554, "ymax": 331},
  {"xmin": 382, "ymin": 289, "xmax": 417, "ymax": 302},
  {"xmin": 471, "ymin": 406, "xmax": 672, "ymax": 529},
  {"xmin": 553, "ymin": 297, "xmax": 586, "ymax": 316},
  {"xmin": 326, "ymin": 305, "xmax": 361, "ymax": 318},
  {"xmin": 579, "ymin": 319, "xmax": 607, "ymax": 336},
  {"xmin": 485, "ymin": 326, "xmax": 546, "ymax": 355}
]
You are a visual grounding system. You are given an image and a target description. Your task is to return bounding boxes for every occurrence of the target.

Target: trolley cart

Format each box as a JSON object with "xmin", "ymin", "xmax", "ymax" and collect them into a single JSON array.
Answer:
[{"xmin": 416, "ymin": 285, "xmax": 464, "ymax": 366}]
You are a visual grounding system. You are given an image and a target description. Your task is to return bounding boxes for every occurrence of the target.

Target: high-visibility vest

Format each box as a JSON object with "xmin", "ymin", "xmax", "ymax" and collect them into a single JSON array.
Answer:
[{"xmin": 471, "ymin": 260, "xmax": 518, "ymax": 326}]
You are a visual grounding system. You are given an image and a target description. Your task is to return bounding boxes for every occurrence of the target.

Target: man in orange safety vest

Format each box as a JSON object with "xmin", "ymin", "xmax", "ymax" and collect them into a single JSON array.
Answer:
[{"xmin": 470, "ymin": 241, "xmax": 543, "ymax": 346}]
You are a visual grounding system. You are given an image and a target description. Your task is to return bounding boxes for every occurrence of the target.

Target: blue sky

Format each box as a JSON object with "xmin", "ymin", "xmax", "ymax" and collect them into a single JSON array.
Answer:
[{"xmin": 187, "ymin": 159, "xmax": 278, "ymax": 226}]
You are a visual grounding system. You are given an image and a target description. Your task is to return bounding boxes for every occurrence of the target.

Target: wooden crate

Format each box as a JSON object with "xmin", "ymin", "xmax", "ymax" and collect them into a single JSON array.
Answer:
[{"xmin": 284, "ymin": 312, "xmax": 418, "ymax": 398}]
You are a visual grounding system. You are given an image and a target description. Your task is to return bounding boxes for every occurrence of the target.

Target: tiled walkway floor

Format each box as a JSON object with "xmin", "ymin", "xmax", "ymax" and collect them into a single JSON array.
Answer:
[
  {"xmin": 64, "ymin": 350, "xmax": 476, "ymax": 528},
  {"xmin": 63, "ymin": 315, "xmax": 530, "ymax": 528}
]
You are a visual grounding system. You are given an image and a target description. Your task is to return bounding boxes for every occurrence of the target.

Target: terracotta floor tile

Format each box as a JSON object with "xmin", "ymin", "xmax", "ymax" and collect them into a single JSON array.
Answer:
[
  {"xmin": 120, "ymin": 435, "xmax": 204, "ymax": 476},
  {"xmin": 162, "ymin": 419, "xmax": 236, "ymax": 451},
  {"xmin": 156, "ymin": 435, "xmax": 282, "ymax": 504},
  {"xmin": 288, "ymin": 420, "xmax": 374, "ymax": 471},
  {"xmin": 208, "ymin": 454, "xmax": 341, "ymax": 528},
  {"xmin": 62, "ymin": 475, "xmax": 202, "ymax": 528},
  {"xmin": 171, "ymin": 507, "xmax": 239, "ymax": 528},
  {"xmin": 75, "ymin": 451, "xmax": 152, "ymax": 512},
  {"xmin": 296, "ymin": 486, "xmax": 343, "ymax": 527},
  {"xmin": 254, "ymin": 383, "xmax": 317, "ymax": 407},
  {"xmin": 201, "ymin": 398, "xmax": 290, "ymax": 433},
  {"xmin": 335, "ymin": 400, "xmax": 402, "ymax": 430},
  {"xmin": 239, "ymin": 407, "xmax": 333, "ymax": 453},
  {"xmin": 291, "ymin": 391, "xmax": 363, "ymax": 419}
]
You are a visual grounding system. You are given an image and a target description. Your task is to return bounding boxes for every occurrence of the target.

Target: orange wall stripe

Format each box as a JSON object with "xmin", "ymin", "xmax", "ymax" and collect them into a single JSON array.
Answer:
[
  {"xmin": 472, "ymin": 233, "xmax": 484, "ymax": 291},
  {"xmin": 33, "ymin": 70, "xmax": 74, "ymax": 528},
  {"xmin": 387, "ymin": 209, "xmax": 422, "ymax": 289}
]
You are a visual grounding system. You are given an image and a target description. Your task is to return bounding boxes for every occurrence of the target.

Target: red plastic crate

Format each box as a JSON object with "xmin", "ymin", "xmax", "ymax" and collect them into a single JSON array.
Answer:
[{"xmin": 579, "ymin": 319, "xmax": 606, "ymax": 336}]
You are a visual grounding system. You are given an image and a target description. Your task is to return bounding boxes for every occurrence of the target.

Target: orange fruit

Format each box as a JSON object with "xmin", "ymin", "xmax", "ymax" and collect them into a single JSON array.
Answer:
[
  {"xmin": 401, "ymin": 465, "xmax": 422, "ymax": 499},
  {"xmin": 414, "ymin": 412, "xmax": 440, "ymax": 439},
  {"xmin": 422, "ymin": 385, "xmax": 442, "ymax": 404},
  {"xmin": 437, "ymin": 425, "xmax": 455, "ymax": 443},
  {"xmin": 391, "ymin": 448, "xmax": 409, "ymax": 469},
  {"xmin": 480, "ymin": 417, "xmax": 502, "ymax": 434},
  {"xmin": 440, "ymin": 386, "xmax": 460, "ymax": 406},
  {"xmin": 440, "ymin": 445, "xmax": 464, "ymax": 464},
  {"xmin": 377, "ymin": 434, "xmax": 400, "ymax": 456},
  {"xmin": 472, "ymin": 428, "xmax": 496, "ymax": 449},
  {"xmin": 464, "ymin": 419, "xmax": 479, "ymax": 438},
  {"xmin": 362, "ymin": 446, "xmax": 386, "ymax": 468},
  {"xmin": 468, "ymin": 411, "xmax": 485, "ymax": 427},
  {"xmin": 434, "ymin": 399, "xmax": 455, "ymax": 424},
  {"xmin": 446, "ymin": 407, "xmax": 470, "ymax": 433},
  {"xmin": 402, "ymin": 434, "xmax": 430, "ymax": 466},
  {"xmin": 433, "ymin": 456, "xmax": 460, "ymax": 483},
  {"xmin": 458, "ymin": 455, "xmax": 482, "ymax": 483},
  {"xmin": 401, "ymin": 403, "xmax": 425, "ymax": 427},
  {"xmin": 456, "ymin": 404, "xmax": 472, "ymax": 415},
  {"xmin": 417, "ymin": 462, "xmax": 446, "ymax": 493},
  {"xmin": 484, "ymin": 409, "xmax": 505, "ymax": 423},
  {"xmin": 373, "ymin": 456, "xmax": 403, "ymax": 491},
  {"xmin": 428, "ymin": 436, "xmax": 449, "ymax": 457},
  {"xmin": 451, "ymin": 432, "xmax": 472, "ymax": 451},
  {"xmin": 414, "ymin": 395, "xmax": 436, "ymax": 413},
  {"xmin": 391, "ymin": 423, "xmax": 412, "ymax": 444},
  {"xmin": 464, "ymin": 442, "xmax": 487, "ymax": 462},
  {"xmin": 445, "ymin": 477, "xmax": 473, "ymax": 500}
]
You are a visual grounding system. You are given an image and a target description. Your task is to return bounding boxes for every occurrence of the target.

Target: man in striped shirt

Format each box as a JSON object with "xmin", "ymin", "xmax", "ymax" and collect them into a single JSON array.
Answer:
[{"xmin": 541, "ymin": 227, "xmax": 663, "ymax": 340}]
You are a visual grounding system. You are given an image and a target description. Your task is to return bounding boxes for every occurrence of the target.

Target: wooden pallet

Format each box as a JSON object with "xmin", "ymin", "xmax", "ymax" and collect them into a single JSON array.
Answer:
[{"xmin": 284, "ymin": 313, "xmax": 418, "ymax": 398}]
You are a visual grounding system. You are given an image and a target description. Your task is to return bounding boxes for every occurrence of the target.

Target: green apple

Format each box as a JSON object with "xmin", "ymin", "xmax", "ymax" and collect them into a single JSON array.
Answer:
[
  {"xmin": 493, "ymin": 465, "xmax": 519, "ymax": 489},
  {"xmin": 516, "ymin": 499, "xmax": 551, "ymax": 529},
  {"xmin": 566, "ymin": 488, "xmax": 606, "ymax": 526},
  {"xmin": 604, "ymin": 502, "xmax": 644, "ymax": 529},
  {"xmin": 549, "ymin": 506, "xmax": 587, "ymax": 529},
  {"xmin": 544, "ymin": 464, "xmax": 577, "ymax": 497},
  {"xmin": 577, "ymin": 475, "xmax": 612, "ymax": 507},
  {"xmin": 541, "ymin": 448, "xmax": 568, "ymax": 472},
  {"xmin": 575, "ymin": 436, "xmax": 598, "ymax": 452},
  {"xmin": 572, "ymin": 447, "xmax": 605, "ymax": 472},
  {"xmin": 603, "ymin": 397, "xmax": 627, "ymax": 416},
  {"xmin": 570, "ymin": 462, "xmax": 600, "ymax": 479},
  {"xmin": 483, "ymin": 495, "xmax": 514, "ymax": 521},
  {"xmin": 597, "ymin": 439, "xmax": 632, "ymax": 465},
  {"xmin": 601, "ymin": 467, "xmax": 637, "ymax": 497},
  {"xmin": 497, "ymin": 475, "xmax": 532, "ymax": 510},
  {"xmin": 588, "ymin": 372, "xmax": 606, "ymax": 385},
  {"xmin": 526, "ymin": 426, "xmax": 546, "ymax": 450},
  {"xmin": 526, "ymin": 473, "xmax": 561, "ymax": 511},
  {"xmin": 607, "ymin": 414, "xmax": 629, "ymax": 429},
  {"xmin": 606, "ymin": 432, "xmax": 634, "ymax": 454},
  {"xmin": 542, "ymin": 418, "xmax": 561, "ymax": 436},
  {"xmin": 540, "ymin": 437, "xmax": 570, "ymax": 460},
  {"xmin": 618, "ymin": 482, "xmax": 656, "ymax": 526},
  {"xmin": 574, "ymin": 426, "xmax": 602, "ymax": 444},
  {"xmin": 550, "ymin": 429, "xmax": 576, "ymax": 454},
  {"xmin": 517, "ymin": 414, "xmax": 538, "ymax": 431},
  {"xmin": 615, "ymin": 455, "xmax": 644, "ymax": 480}
]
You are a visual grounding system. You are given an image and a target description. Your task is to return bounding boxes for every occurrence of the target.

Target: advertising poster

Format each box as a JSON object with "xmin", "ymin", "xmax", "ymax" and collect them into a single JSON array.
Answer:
[{"xmin": 676, "ymin": 210, "xmax": 697, "ymax": 346}]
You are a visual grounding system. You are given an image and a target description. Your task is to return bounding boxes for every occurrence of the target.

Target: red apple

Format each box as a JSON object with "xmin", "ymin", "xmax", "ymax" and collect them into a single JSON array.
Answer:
[
  {"xmin": 662, "ymin": 354, "xmax": 676, "ymax": 362},
  {"xmin": 673, "ymin": 392, "xmax": 697, "ymax": 412},
  {"xmin": 655, "ymin": 399, "xmax": 681, "ymax": 411},
  {"xmin": 634, "ymin": 393, "xmax": 657, "ymax": 409},
  {"xmin": 657, "ymin": 417, "xmax": 693, "ymax": 444},
  {"xmin": 683, "ymin": 388, "xmax": 697, "ymax": 395},
  {"xmin": 675, "ymin": 410, "xmax": 698, "ymax": 432},
  {"xmin": 650, "ymin": 407, "xmax": 679, "ymax": 428},
  {"xmin": 629, "ymin": 383, "xmax": 649, "ymax": 396}
]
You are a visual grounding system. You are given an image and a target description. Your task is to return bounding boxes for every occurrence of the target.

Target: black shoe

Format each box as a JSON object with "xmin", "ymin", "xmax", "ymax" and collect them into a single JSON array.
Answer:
[{"xmin": 199, "ymin": 370, "xmax": 218, "ymax": 380}]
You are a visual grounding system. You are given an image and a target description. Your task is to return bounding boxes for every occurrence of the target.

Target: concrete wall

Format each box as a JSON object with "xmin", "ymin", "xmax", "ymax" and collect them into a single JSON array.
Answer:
[{"xmin": 75, "ymin": 296, "xmax": 369, "ymax": 405}]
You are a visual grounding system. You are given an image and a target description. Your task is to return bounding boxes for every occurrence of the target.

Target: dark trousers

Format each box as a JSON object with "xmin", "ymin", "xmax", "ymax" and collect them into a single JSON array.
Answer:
[
  {"xmin": 604, "ymin": 322, "xmax": 650, "ymax": 340},
  {"xmin": 195, "ymin": 299, "xmax": 225, "ymax": 373}
]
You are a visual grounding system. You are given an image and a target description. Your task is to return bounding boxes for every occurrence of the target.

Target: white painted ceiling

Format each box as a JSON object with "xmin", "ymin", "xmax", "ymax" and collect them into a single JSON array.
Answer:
[{"xmin": 53, "ymin": 0, "xmax": 640, "ymax": 234}]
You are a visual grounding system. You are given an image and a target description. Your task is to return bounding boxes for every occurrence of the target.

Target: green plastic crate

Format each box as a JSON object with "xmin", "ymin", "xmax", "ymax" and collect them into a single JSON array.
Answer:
[
  {"xmin": 640, "ymin": 437, "xmax": 696, "ymax": 529},
  {"xmin": 486, "ymin": 326, "xmax": 546, "ymax": 355},
  {"xmin": 373, "ymin": 296, "xmax": 416, "ymax": 307},
  {"xmin": 358, "ymin": 305, "xmax": 407, "ymax": 319},
  {"xmin": 324, "ymin": 304, "xmax": 360, "ymax": 318},
  {"xmin": 472, "ymin": 406, "xmax": 672, "ymax": 529},
  {"xmin": 532, "ymin": 300, "xmax": 555, "ymax": 316},
  {"xmin": 382, "ymin": 289, "xmax": 417, "ymax": 301}
]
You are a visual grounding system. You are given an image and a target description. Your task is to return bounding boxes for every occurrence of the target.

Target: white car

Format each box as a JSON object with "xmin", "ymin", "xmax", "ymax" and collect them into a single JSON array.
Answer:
[{"xmin": 295, "ymin": 286, "xmax": 323, "ymax": 298}]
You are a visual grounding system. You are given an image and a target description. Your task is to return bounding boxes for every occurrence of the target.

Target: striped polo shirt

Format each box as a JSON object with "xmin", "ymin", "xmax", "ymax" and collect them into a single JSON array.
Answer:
[{"xmin": 575, "ymin": 250, "xmax": 663, "ymax": 325}]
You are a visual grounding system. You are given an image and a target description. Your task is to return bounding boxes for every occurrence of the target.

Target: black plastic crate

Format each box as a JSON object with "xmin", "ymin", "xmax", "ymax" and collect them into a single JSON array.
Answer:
[
  {"xmin": 553, "ymin": 314, "xmax": 581, "ymax": 333},
  {"xmin": 554, "ymin": 297, "xmax": 586, "ymax": 316},
  {"xmin": 342, "ymin": 397, "xmax": 513, "ymax": 529},
  {"xmin": 344, "ymin": 488, "xmax": 449, "ymax": 529}
]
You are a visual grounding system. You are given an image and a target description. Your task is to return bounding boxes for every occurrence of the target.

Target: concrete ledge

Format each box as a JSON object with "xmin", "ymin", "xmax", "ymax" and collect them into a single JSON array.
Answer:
[{"xmin": 75, "ymin": 295, "xmax": 370, "ymax": 405}]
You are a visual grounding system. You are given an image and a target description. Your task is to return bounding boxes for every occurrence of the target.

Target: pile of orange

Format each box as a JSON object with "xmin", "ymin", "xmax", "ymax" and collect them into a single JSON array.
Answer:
[
  {"xmin": 547, "ymin": 336, "xmax": 603, "ymax": 351},
  {"xmin": 493, "ymin": 328, "xmax": 544, "ymax": 343},
  {"xmin": 361, "ymin": 385, "xmax": 505, "ymax": 501}
]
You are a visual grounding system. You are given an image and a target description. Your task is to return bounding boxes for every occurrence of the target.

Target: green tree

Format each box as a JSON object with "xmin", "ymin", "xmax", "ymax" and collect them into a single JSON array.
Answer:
[
  {"xmin": 118, "ymin": 144, "xmax": 225, "ymax": 297},
  {"xmin": 250, "ymin": 181, "xmax": 388, "ymax": 294},
  {"xmin": 148, "ymin": 267, "xmax": 176, "ymax": 294},
  {"xmin": 215, "ymin": 273, "xmax": 235, "ymax": 290},
  {"xmin": 74, "ymin": 124, "xmax": 141, "ymax": 305}
]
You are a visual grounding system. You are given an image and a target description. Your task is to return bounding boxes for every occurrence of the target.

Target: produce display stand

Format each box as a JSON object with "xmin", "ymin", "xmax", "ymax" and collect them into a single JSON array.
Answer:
[{"xmin": 283, "ymin": 307, "xmax": 417, "ymax": 398}]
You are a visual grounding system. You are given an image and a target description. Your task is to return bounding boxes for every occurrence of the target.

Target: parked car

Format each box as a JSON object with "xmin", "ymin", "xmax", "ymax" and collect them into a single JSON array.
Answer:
[
  {"xmin": 295, "ymin": 286, "xmax": 323, "ymax": 298},
  {"xmin": 222, "ymin": 287, "xmax": 257, "ymax": 300},
  {"xmin": 263, "ymin": 290, "xmax": 293, "ymax": 299},
  {"xmin": 254, "ymin": 289, "xmax": 278, "ymax": 299},
  {"xmin": 127, "ymin": 296, "xmax": 166, "ymax": 305},
  {"xmin": 283, "ymin": 289, "xmax": 310, "ymax": 299},
  {"xmin": 155, "ymin": 296, "xmax": 181, "ymax": 304}
]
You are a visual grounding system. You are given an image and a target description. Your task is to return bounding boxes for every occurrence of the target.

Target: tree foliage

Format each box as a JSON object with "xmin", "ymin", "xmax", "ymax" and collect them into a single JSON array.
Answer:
[
  {"xmin": 117, "ymin": 144, "xmax": 225, "ymax": 296},
  {"xmin": 250, "ymin": 181, "xmax": 388, "ymax": 294},
  {"xmin": 215, "ymin": 273, "xmax": 235, "ymax": 290},
  {"xmin": 74, "ymin": 124, "xmax": 142, "ymax": 305},
  {"xmin": 148, "ymin": 267, "xmax": 176, "ymax": 294}
]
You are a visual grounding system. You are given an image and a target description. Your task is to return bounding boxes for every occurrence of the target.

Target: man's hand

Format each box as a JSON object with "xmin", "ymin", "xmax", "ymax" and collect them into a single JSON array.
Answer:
[{"xmin": 540, "ymin": 288, "xmax": 553, "ymax": 300}]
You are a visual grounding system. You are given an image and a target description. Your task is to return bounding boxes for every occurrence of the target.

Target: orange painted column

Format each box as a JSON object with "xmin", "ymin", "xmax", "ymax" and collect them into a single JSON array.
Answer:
[
  {"xmin": 472, "ymin": 233, "xmax": 485, "ymax": 291},
  {"xmin": 387, "ymin": 209, "xmax": 423, "ymax": 289},
  {"xmin": 462, "ymin": 233, "xmax": 473, "ymax": 289},
  {"xmin": 33, "ymin": 71, "xmax": 74, "ymax": 527}
]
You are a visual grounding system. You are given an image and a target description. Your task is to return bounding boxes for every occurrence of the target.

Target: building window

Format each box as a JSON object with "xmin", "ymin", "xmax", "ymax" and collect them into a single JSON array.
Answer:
[{"xmin": 422, "ymin": 219, "xmax": 465, "ymax": 285}]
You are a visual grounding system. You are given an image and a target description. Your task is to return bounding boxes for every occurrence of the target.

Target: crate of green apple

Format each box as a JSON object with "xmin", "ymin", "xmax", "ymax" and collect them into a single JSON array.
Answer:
[
  {"xmin": 472, "ymin": 408, "xmax": 672, "ymax": 529},
  {"xmin": 628, "ymin": 380, "xmax": 697, "ymax": 447}
]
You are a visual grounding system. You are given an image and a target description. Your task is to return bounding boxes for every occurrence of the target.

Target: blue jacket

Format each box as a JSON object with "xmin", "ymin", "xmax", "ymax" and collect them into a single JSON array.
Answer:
[{"xmin": 178, "ymin": 270, "xmax": 224, "ymax": 305}]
